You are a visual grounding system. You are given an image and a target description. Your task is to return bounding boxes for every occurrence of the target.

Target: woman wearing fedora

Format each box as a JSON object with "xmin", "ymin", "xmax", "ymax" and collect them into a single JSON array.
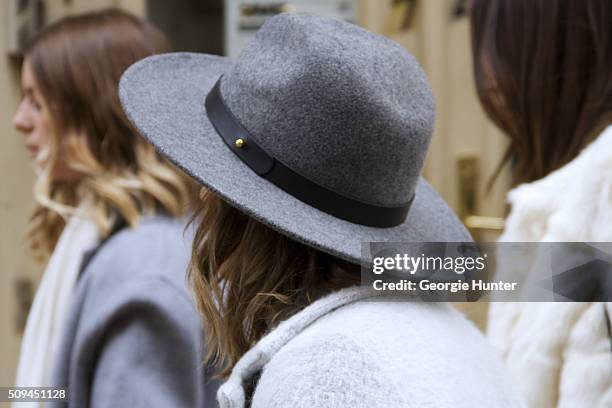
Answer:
[
  {"xmin": 12, "ymin": 9, "xmax": 218, "ymax": 408},
  {"xmin": 120, "ymin": 13, "xmax": 523, "ymax": 408},
  {"xmin": 469, "ymin": 0, "xmax": 612, "ymax": 407}
]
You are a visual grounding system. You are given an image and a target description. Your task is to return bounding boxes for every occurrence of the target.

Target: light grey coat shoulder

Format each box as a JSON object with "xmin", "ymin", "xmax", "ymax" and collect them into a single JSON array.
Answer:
[
  {"xmin": 49, "ymin": 216, "xmax": 219, "ymax": 408},
  {"xmin": 218, "ymin": 287, "xmax": 524, "ymax": 408}
]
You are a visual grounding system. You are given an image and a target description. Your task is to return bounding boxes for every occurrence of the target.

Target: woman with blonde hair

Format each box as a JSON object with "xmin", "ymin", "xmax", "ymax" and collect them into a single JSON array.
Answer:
[
  {"xmin": 12, "ymin": 9, "xmax": 217, "ymax": 407},
  {"xmin": 120, "ymin": 14, "xmax": 523, "ymax": 407},
  {"xmin": 470, "ymin": 0, "xmax": 612, "ymax": 406}
]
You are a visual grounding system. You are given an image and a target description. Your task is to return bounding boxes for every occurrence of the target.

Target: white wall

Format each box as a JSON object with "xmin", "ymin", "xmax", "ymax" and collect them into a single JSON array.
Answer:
[{"xmin": 0, "ymin": 1, "xmax": 40, "ymax": 394}]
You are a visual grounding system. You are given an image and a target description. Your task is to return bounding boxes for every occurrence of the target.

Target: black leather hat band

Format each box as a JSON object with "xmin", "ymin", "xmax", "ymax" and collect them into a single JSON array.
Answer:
[{"xmin": 204, "ymin": 77, "xmax": 413, "ymax": 228}]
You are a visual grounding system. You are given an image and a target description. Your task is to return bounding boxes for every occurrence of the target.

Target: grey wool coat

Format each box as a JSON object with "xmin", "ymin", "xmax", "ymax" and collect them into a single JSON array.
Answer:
[
  {"xmin": 48, "ymin": 216, "xmax": 219, "ymax": 408},
  {"xmin": 217, "ymin": 287, "xmax": 525, "ymax": 408}
]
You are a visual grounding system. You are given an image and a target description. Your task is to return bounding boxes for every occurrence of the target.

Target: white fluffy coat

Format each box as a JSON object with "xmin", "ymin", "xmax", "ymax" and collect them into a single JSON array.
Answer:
[{"xmin": 488, "ymin": 125, "xmax": 612, "ymax": 408}]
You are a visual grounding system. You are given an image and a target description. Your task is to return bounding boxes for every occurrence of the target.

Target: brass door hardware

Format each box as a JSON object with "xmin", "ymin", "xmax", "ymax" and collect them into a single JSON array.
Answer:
[
  {"xmin": 463, "ymin": 215, "xmax": 505, "ymax": 231},
  {"xmin": 457, "ymin": 155, "xmax": 479, "ymax": 218},
  {"xmin": 457, "ymin": 156, "xmax": 505, "ymax": 236}
]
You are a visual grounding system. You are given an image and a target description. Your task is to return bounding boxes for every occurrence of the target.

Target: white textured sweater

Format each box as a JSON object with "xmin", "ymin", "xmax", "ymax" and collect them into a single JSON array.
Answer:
[
  {"xmin": 488, "ymin": 125, "xmax": 612, "ymax": 408},
  {"xmin": 217, "ymin": 287, "xmax": 523, "ymax": 407}
]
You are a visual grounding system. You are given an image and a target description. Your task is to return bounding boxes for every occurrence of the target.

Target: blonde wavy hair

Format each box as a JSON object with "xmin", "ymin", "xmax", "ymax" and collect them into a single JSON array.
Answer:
[
  {"xmin": 189, "ymin": 190, "xmax": 361, "ymax": 378},
  {"xmin": 25, "ymin": 9, "xmax": 194, "ymax": 259}
]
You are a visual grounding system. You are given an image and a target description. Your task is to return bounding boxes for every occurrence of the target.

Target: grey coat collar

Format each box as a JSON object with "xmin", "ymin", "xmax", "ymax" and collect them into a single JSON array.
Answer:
[{"xmin": 217, "ymin": 286, "xmax": 379, "ymax": 408}]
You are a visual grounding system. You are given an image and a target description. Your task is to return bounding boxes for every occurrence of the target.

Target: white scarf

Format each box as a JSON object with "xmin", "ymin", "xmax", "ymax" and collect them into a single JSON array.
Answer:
[{"xmin": 14, "ymin": 208, "xmax": 99, "ymax": 407}]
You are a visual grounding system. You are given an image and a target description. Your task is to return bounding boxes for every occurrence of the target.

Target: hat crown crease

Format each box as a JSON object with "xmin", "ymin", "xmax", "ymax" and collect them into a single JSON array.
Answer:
[{"xmin": 219, "ymin": 13, "xmax": 435, "ymax": 208}]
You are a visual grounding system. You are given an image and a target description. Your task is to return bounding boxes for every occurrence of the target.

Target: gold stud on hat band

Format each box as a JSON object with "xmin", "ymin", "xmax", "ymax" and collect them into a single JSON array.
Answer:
[{"xmin": 205, "ymin": 78, "xmax": 413, "ymax": 227}]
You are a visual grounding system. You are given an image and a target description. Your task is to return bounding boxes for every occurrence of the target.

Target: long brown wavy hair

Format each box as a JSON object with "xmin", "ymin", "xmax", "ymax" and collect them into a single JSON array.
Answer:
[
  {"xmin": 470, "ymin": 0, "xmax": 612, "ymax": 185},
  {"xmin": 25, "ymin": 9, "xmax": 194, "ymax": 258},
  {"xmin": 189, "ymin": 189, "xmax": 361, "ymax": 378}
]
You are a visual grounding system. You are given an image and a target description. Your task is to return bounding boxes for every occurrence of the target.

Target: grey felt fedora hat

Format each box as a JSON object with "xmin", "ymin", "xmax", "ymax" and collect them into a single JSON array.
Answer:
[{"xmin": 119, "ymin": 13, "xmax": 471, "ymax": 264}]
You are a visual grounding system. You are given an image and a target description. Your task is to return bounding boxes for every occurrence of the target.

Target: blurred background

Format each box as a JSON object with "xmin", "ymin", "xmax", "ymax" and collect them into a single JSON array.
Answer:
[{"xmin": 0, "ymin": 0, "xmax": 511, "ymax": 389}]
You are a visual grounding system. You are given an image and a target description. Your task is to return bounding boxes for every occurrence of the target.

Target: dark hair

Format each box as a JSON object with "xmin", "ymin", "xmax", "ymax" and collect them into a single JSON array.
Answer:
[{"xmin": 470, "ymin": 0, "xmax": 612, "ymax": 185}]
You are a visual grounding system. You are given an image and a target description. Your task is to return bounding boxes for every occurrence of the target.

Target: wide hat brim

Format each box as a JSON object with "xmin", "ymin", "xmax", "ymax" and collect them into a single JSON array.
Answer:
[{"xmin": 119, "ymin": 53, "xmax": 472, "ymax": 265}]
